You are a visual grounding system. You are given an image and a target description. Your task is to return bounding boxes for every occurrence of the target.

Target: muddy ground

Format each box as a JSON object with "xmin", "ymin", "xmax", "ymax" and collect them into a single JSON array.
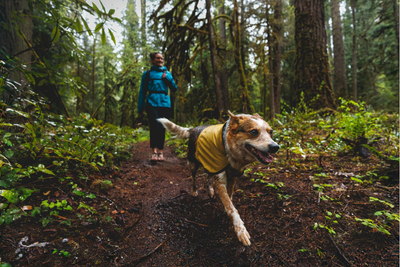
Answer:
[{"xmin": 1, "ymin": 140, "xmax": 399, "ymax": 266}]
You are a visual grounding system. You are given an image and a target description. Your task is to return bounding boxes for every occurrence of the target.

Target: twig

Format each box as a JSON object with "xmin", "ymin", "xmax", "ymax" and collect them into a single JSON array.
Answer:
[
  {"xmin": 328, "ymin": 234, "xmax": 353, "ymax": 267},
  {"xmin": 132, "ymin": 237, "xmax": 170, "ymax": 265},
  {"xmin": 172, "ymin": 191, "xmax": 189, "ymax": 199},
  {"xmin": 184, "ymin": 218, "xmax": 209, "ymax": 227}
]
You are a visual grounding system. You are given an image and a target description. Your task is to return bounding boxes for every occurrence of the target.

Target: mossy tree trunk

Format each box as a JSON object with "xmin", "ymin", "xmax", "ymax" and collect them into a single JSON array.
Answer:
[
  {"xmin": 230, "ymin": 0, "xmax": 254, "ymax": 114},
  {"xmin": 218, "ymin": 0, "xmax": 230, "ymax": 112},
  {"xmin": 206, "ymin": 0, "xmax": 224, "ymax": 114},
  {"xmin": 294, "ymin": 0, "xmax": 336, "ymax": 110},
  {"xmin": 272, "ymin": 0, "xmax": 282, "ymax": 115}
]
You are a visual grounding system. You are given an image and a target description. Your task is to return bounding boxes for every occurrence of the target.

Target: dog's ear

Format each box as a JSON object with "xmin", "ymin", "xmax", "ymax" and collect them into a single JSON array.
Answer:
[
  {"xmin": 253, "ymin": 113, "xmax": 262, "ymax": 119},
  {"xmin": 228, "ymin": 113, "xmax": 244, "ymax": 134}
]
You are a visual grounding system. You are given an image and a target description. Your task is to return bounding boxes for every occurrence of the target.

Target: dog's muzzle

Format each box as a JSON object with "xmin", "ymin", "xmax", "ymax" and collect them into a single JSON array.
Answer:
[
  {"xmin": 268, "ymin": 142, "xmax": 280, "ymax": 153},
  {"xmin": 245, "ymin": 142, "xmax": 279, "ymax": 164}
]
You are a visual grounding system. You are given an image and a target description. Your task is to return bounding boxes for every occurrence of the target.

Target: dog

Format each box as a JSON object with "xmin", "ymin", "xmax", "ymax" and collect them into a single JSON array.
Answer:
[{"xmin": 157, "ymin": 111, "xmax": 279, "ymax": 246}]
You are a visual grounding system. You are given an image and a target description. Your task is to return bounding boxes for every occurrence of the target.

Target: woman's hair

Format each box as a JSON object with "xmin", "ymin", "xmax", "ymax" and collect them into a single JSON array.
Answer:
[{"xmin": 150, "ymin": 52, "xmax": 162, "ymax": 60}]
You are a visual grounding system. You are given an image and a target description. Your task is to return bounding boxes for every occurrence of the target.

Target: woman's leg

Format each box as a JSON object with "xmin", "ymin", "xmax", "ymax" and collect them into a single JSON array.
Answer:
[
  {"xmin": 146, "ymin": 106, "xmax": 169, "ymax": 160},
  {"xmin": 146, "ymin": 105, "xmax": 159, "ymax": 160}
]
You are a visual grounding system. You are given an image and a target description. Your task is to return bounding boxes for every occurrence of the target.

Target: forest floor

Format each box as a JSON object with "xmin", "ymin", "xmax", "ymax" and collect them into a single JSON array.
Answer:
[{"xmin": 1, "ymin": 140, "xmax": 399, "ymax": 266}]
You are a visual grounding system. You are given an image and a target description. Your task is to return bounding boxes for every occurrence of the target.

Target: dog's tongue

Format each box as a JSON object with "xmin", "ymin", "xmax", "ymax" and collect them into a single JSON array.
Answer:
[{"xmin": 258, "ymin": 151, "xmax": 274, "ymax": 163}]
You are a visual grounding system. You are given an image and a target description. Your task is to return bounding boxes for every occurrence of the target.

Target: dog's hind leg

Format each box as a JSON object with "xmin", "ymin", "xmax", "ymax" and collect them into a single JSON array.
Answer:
[
  {"xmin": 214, "ymin": 172, "xmax": 251, "ymax": 246},
  {"xmin": 189, "ymin": 161, "xmax": 200, "ymax": 196}
]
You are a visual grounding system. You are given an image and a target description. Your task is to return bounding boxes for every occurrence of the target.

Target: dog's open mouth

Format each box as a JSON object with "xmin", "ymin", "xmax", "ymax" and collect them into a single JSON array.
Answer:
[{"xmin": 245, "ymin": 144, "xmax": 274, "ymax": 164}]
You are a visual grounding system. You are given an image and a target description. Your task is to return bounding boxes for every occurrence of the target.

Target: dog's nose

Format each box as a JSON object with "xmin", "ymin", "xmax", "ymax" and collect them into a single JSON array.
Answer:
[{"xmin": 269, "ymin": 143, "xmax": 279, "ymax": 153}]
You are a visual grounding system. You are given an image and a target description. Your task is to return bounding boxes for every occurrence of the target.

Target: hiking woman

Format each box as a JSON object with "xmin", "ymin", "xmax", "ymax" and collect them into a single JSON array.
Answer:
[{"xmin": 138, "ymin": 52, "xmax": 177, "ymax": 162}]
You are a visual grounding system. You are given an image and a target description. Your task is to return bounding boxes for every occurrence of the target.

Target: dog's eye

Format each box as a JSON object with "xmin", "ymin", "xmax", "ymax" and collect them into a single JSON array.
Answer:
[
  {"xmin": 249, "ymin": 129, "xmax": 259, "ymax": 136},
  {"xmin": 269, "ymin": 130, "xmax": 273, "ymax": 137}
]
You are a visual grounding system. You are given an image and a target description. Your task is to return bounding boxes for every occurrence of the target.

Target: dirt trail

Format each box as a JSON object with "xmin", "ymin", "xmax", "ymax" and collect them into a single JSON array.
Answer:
[{"xmin": 1, "ymin": 140, "xmax": 398, "ymax": 266}]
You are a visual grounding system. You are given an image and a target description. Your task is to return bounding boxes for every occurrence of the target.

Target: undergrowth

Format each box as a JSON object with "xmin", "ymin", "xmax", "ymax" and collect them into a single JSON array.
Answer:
[{"xmin": 0, "ymin": 82, "xmax": 148, "ymax": 227}]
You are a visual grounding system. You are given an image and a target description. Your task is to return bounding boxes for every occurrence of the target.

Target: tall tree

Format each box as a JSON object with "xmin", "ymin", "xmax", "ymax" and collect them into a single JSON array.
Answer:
[
  {"xmin": 272, "ymin": 0, "xmax": 282, "ymax": 114},
  {"xmin": 294, "ymin": 0, "xmax": 336, "ymax": 110},
  {"xmin": 206, "ymin": 0, "xmax": 224, "ymax": 114},
  {"xmin": 0, "ymin": 0, "xmax": 32, "ymax": 81},
  {"xmin": 230, "ymin": 0, "xmax": 254, "ymax": 113},
  {"xmin": 393, "ymin": 0, "xmax": 399, "ymax": 57},
  {"xmin": 218, "ymin": 0, "xmax": 230, "ymax": 112},
  {"xmin": 331, "ymin": 0, "xmax": 348, "ymax": 100},
  {"xmin": 266, "ymin": 8, "xmax": 275, "ymax": 120},
  {"xmin": 141, "ymin": 0, "xmax": 147, "ymax": 57},
  {"xmin": 351, "ymin": 0, "xmax": 357, "ymax": 102}
]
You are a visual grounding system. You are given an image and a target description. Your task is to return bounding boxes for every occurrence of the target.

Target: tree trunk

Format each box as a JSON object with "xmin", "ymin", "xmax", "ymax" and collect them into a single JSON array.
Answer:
[
  {"xmin": 331, "ymin": 0, "xmax": 348, "ymax": 100},
  {"xmin": 240, "ymin": 0, "xmax": 247, "ymax": 77},
  {"xmin": 230, "ymin": 0, "xmax": 254, "ymax": 114},
  {"xmin": 268, "ymin": 26, "xmax": 275, "ymax": 121},
  {"xmin": 103, "ymin": 57, "xmax": 108, "ymax": 123},
  {"xmin": 273, "ymin": 0, "xmax": 282, "ymax": 114},
  {"xmin": 262, "ymin": 46, "xmax": 268, "ymax": 120},
  {"xmin": 218, "ymin": 0, "xmax": 230, "ymax": 112},
  {"xmin": 92, "ymin": 37, "xmax": 96, "ymax": 115},
  {"xmin": 0, "ymin": 0, "xmax": 32, "ymax": 81},
  {"xmin": 392, "ymin": 0, "xmax": 399, "ymax": 58},
  {"xmin": 294, "ymin": 0, "xmax": 336, "ymax": 110},
  {"xmin": 351, "ymin": 0, "xmax": 357, "ymax": 102},
  {"xmin": 206, "ymin": 0, "xmax": 223, "ymax": 115},
  {"xmin": 120, "ymin": 82, "xmax": 130, "ymax": 127},
  {"xmin": 141, "ymin": 0, "xmax": 147, "ymax": 57}
]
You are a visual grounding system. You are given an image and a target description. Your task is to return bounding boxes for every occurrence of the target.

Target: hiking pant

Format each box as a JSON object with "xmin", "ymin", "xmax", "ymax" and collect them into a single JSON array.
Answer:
[{"xmin": 146, "ymin": 104, "xmax": 171, "ymax": 150}]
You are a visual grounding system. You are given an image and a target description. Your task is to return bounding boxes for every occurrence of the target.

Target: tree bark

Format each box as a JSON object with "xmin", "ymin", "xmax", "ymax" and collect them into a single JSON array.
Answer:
[
  {"xmin": 206, "ymin": 0, "xmax": 223, "ymax": 114},
  {"xmin": 230, "ymin": 0, "xmax": 254, "ymax": 114},
  {"xmin": 273, "ymin": 0, "xmax": 282, "ymax": 114},
  {"xmin": 218, "ymin": 0, "xmax": 230, "ymax": 112},
  {"xmin": 331, "ymin": 0, "xmax": 348, "ymax": 100},
  {"xmin": 294, "ymin": 0, "xmax": 336, "ymax": 110},
  {"xmin": 351, "ymin": 0, "xmax": 357, "ymax": 102},
  {"xmin": 268, "ymin": 26, "xmax": 275, "ymax": 121},
  {"xmin": 262, "ymin": 46, "xmax": 268, "ymax": 120},
  {"xmin": 92, "ymin": 37, "xmax": 96, "ymax": 115},
  {"xmin": 141, "ymin": 0, "xmax": 147, "ymax": 57},
  {"xmin": 392, "ymin": 0, "xmax": 399, "ymax": 62},
  {"xmin": 0, "ymin": 0, "xmax": 32, "ymax": 81}
]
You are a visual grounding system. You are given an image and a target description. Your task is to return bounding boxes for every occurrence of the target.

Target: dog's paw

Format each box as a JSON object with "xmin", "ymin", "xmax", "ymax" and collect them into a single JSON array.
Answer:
[
  {"xmin": 237, "ymin": 227, "xmax": 251, "ymax": 246},
  {"xmin": 191, "ymin": 190, "xmax": 198, "ymax": 197},
  {"xmin": 234, "ymin": 222, "xmax": 251, "ymax": 246}
]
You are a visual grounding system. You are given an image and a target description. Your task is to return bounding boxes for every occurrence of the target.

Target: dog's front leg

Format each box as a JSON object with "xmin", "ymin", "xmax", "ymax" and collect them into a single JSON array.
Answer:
[{"xmin": 214, "ymin": 172, "xmax": 251, "ymax": 246}]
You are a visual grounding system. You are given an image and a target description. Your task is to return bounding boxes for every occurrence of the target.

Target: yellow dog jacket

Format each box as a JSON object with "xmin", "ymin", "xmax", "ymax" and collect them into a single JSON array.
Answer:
[{"xmin": 195, "ymin": 124, "xmax": 229, "ymax": 174}]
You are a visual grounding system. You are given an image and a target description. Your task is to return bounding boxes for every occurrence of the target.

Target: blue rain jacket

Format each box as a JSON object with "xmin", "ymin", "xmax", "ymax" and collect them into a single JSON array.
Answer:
[{"xmin": 138, "ymin": 66, "xmax": 177, "ymax": 113}]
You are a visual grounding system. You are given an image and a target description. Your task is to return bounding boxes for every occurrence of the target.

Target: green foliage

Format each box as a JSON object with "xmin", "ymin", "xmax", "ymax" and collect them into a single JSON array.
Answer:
[
  {"xmin": 53, "ymin": 249, "xmax": 71, "ymax": 257},
  {"xmin": 0, "ymin": 72, "xmax": 147, "ymax": 227},
  {"xmin": 41, "ymin": 200, "xmax": 73, "ymax": 211},
  {"xmin": 273, "ymin": 98, "xmax": 399, "ymax": 164},
  {"xmin": 313, "ymin": 222, "xmax": 336, "ymax": 235},
  {"xmin": 354, "ymin": 217, "xmax": 391, "ymax": 235}
]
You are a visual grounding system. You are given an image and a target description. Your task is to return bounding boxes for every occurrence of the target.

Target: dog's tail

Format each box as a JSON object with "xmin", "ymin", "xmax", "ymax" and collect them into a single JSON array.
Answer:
[{"xmin": 157, "ymin": 118, "xmax": 190, "ymax": 139}]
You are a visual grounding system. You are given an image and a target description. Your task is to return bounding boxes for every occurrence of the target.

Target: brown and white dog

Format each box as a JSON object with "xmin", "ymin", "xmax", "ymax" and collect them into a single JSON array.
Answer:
[{"xmin": 157, "ymin": 111, "xmax": 279, "ymax": 246}]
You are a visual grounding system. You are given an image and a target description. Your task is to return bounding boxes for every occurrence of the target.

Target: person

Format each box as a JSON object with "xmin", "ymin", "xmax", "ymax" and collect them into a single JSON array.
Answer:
[{"xmin": 138, "ymin": 52, "xmax": 177, "ymax": 162}]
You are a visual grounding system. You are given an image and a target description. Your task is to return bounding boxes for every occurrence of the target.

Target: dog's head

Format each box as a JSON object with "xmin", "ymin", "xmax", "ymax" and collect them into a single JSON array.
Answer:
[{"xmin": 226, "ymin": 111, "xmax": 279, "ymax": 165}]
